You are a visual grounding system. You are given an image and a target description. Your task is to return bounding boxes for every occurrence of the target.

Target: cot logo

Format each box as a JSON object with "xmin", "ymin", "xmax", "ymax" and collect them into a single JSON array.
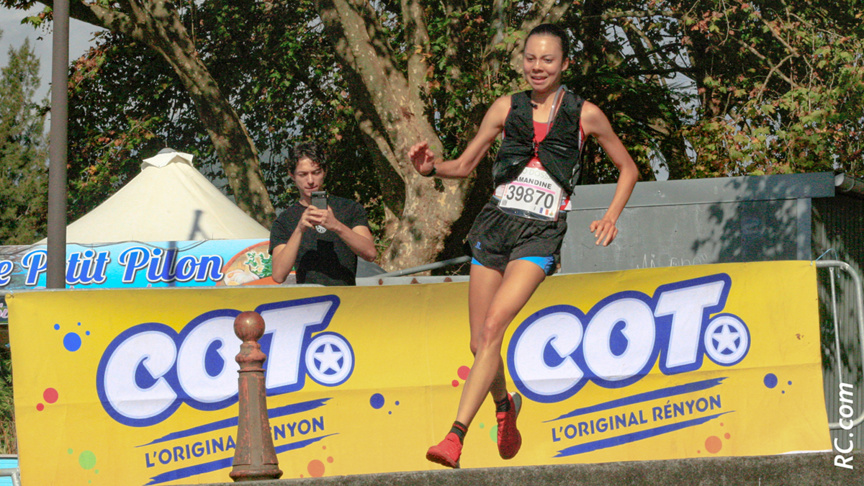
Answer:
[
  {"xmin": 508, "ymin": 274, "xmax": 749, "ymax": 403},
  {"xmin": 96, "ymin": 295, "xmax": 353, "ymax": 426}
]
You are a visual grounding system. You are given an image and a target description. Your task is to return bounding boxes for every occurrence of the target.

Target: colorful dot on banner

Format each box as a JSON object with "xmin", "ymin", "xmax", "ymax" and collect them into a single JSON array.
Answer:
[
  {"xmin": 453, "ymin": 365, "xmax": 471, "ymax": 387},
  {"xmin": 79, "ymin": 450, "xmax": 97, "ymax": 470},
  {"xmin": 369, "ymin": 393, "xmax": 385, "ymax": 409},
  {"xmin": 37, "ymin": 388, "xmax": 59, "ymax": 411},
  {"xmin": 387, "ymin": 400, "xmax": 401, "ymax": 415},
  {"xmin": 55, "ymin": 322, "xmax": 89, "ymax": 352},
  {"xmin": 307, "ymin": 459, "xmax": 325, "ymax": 477},
  {"xmin": 44, "ymin": 388, "xmax": 59, "ymax": 404},
  {"xmin": 302, "ymin": 446, "xmax": 335, "ymax": 477},
  {"xmin": 64, "ymin": 333, "xmax": 83, "ymax": 352},
  {"xmin": 705, "ymin": 436, "xmax": 723, "ymax": 454},
  {"xmin": 763, "ymin": 373, "xmax": 778, "ymax": 389},
  {"xmin": 725, "ymin": 433, "xmax": 731, "ymax": 439}
]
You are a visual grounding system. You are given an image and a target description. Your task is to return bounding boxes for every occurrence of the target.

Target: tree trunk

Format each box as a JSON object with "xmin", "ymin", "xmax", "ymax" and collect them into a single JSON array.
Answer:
[
  {"xmin": 313, "ymin": 0, "xmax": 574, "ymax": 270},
  {"xmin": 315, "ymin": 0, "xmax": 472, "ymax": 270}
]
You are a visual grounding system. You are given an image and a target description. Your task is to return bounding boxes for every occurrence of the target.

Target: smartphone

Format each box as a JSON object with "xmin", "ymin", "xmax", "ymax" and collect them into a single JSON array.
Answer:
[{"xmin": 311, "ymin": 191, "xmax": 328, "ymax": 210}]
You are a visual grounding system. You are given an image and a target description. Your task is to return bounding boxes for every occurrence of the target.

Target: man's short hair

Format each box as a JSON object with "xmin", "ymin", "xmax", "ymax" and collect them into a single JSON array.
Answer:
[{"xmin": 289, "ymin": 142, "xmax": 328, "ymax": 174}]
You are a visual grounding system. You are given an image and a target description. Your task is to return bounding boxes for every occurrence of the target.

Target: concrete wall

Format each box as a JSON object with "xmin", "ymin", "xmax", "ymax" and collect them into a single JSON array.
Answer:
[{"xmin": 561, "ymin": 172, "xmax": 835, "ymax": 273}]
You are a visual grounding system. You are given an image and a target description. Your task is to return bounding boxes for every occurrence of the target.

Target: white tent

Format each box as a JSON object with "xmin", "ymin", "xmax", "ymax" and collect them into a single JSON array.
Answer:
[{"xmin": 40, "ymin": 150, "xmax": 269, "ymax": 244}]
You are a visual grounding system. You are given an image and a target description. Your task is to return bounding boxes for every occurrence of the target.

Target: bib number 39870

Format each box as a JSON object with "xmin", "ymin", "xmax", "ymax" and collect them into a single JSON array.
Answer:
[{"xmin": 497, "ymin": 167, "xmax": 563, "ymax": 221}]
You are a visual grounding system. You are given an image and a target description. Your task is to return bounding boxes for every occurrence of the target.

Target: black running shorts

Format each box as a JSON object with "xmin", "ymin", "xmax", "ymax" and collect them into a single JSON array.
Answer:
[{"xmin": 465, "ymin": 200, "xmax": 568, "ymax": 274}]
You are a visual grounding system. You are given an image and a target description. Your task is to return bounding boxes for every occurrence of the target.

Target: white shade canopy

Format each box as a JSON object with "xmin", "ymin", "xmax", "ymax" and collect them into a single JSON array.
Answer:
[{"xmin": 39, "ymin": 149, "xmax": 269, "ymax": 244}]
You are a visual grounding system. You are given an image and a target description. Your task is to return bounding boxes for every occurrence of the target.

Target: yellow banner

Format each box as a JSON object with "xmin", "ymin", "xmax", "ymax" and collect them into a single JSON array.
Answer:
[{"xmin": 8, "ymin": 261, "xmax": 829, "ymax": 484}]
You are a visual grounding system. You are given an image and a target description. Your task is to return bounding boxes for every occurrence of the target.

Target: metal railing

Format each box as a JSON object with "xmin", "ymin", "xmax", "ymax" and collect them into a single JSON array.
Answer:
[
  {"xmin": 0, "ymin": 453, "xmax": 20, "ymax": 486},
  {"xmin": 815, "ymin": 260, "xmax": 864, "ymax": 431},
  {"xmin": 373, "ymin": 255, "xmax": 471, "ymax": 278},
  {"xmin": 0, "ymin": 469, "xmax": 20, "ymax": 486}
]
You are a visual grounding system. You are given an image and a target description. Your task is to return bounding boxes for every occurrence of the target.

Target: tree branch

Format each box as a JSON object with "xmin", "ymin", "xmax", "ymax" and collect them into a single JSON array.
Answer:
[
  {"xmin": 733, "ymin": 36, "xmax": 798, "ymax": 88},
  {"xmin": 401, "ymin": 0, "xmax": 431, "ymax": 113},
  {"xmin": 584, "ymin": 9, "xmax": 677, "ymax": 21}
]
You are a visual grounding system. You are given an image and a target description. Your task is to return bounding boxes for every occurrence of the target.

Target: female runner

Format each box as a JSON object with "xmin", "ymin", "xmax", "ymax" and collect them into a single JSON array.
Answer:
[{"xmin": 409, "ymin": 23, "xmax": 639, "ymax": 468}]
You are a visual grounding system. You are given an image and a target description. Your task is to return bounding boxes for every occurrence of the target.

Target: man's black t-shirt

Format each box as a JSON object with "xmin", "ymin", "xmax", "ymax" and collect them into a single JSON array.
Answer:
[{"xmin": 269, "ymin": 196, "xmax": 370, "ymax": 286}]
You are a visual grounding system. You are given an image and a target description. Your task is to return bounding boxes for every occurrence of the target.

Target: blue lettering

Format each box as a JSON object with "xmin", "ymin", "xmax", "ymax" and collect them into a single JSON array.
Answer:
[
  {"xmin": 66, "ymin": 250, "xmax": 108, "ymax": 286},
  {"xmin": 0, "ymin": 260, "xmax": 13, "ymax": 286},
  {"xmin": 196, "ymin": 255, "xmax": 224, "ymax": 282},
  {"xmin": 92, "ymin": 251, "xmax": 110, "ymax": 284},
  {"xmin": 211, "ymin": 437, "xmax": 224, "ymax": 453},
  {"xmin": 175, "ymin": 255, "xmax": 197, "ymax": 281},
  {"xmin": 66, "ymin": 252, "xmax": 83, "ymax": 285},
  {"xmin": 119, "ymin": 247, "xmax": 149, "ymax": 283},
  {"xmin": 507, "ymin": 274, "xmax": 742, "ymax": 403},
  {"xmin": 147, "ymin": 248, "xmax": 177, "ymax": 283},
  {"xmin": 97, "ymin": 297, "xmax": 346, "ymax": 426},
  {"xmin": 710, "ymin": 395, "xmax": 721, "ymax": 409},
  {"xmin": 274, "ymin": 424, "xmax": 286, "ymax": 441},
  {"xmin": 596, "ymin": 418, "xmax": 608, "ymax": 432},
  {"xmin": 578, "ymin": 421, "xmax": 589, "ymax": 436},
  {"xmin": 22, "ymin": 249, "xmax": 47, "ymax": 286}
]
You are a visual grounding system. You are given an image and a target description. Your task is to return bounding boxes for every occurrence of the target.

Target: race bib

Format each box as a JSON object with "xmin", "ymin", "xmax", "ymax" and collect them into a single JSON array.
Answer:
[{"xmin": 495, "ymin": 166, "xmax": 563, "ymax": 221}]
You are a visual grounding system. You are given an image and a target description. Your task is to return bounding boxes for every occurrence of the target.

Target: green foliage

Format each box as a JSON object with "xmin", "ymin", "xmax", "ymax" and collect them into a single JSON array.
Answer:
[
  {"xmin": 422, "ymin": 2, "xmax": 522, "ymax": 159},
  {"xmin": 66, "ymin": 34, "xmax": 208, "ymax": 222},
  {"xmin": 8, "ymin": 0, "xmax": 864, "ymax": 255},
  {"xmin": 0, "ymin": 35, "xmax": 48, "ymax": 245},
  {"xmin": 63, "ymin": 0, "xmax": 383, "ymax": 232},
  {"xmin": 677, "ymin": 0, "xmax": 864, "ymax": 178}
]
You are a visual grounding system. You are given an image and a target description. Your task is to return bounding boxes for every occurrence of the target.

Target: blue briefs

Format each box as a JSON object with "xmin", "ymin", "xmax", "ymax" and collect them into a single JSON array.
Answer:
[{"xmin": 472, "ymin": 256, "xmax": 555, "ymax": 275}]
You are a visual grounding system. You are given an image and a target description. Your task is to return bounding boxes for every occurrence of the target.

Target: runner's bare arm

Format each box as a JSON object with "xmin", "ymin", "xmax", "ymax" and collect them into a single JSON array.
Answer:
[
  {"xmin": 581, "ymin": 102, "xmax": 639, "ymax": 246},
  {"xmin": 409, "ymin": 96, "xmax": 511, "ymax": 178}
]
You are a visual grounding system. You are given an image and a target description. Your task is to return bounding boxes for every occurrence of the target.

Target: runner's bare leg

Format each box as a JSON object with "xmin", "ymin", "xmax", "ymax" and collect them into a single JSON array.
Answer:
[{"xmin": 456, "ymin": 260, "xmax": 546, "ymax": 426}]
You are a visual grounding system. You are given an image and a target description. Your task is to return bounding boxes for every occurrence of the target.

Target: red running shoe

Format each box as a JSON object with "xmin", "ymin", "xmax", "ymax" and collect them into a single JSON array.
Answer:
[
  {"xmin": 496, "ymin": 392, "xmax": 522, "ymax": 459},
  {"xmin": 426, "ymin": 432, "xmax": 462, "ymax": 468}
]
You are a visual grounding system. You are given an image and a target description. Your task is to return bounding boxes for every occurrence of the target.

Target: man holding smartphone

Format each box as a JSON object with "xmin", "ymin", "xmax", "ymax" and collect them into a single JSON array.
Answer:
[{"xmin": 269, "ymin": 142, "xmax": 377, "ymax": 286}]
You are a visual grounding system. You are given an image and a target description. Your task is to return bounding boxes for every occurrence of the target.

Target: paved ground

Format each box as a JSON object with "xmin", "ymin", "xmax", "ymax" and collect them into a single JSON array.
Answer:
[{"xmin": 180, "ymin": 451, "xmax": 861, "ymax": 485}]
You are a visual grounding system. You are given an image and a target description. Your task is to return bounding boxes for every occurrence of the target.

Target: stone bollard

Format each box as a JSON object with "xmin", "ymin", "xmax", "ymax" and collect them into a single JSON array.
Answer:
[{"xmin": 230, "ymin": 311, "xmax": 283, "ymax": 482}]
